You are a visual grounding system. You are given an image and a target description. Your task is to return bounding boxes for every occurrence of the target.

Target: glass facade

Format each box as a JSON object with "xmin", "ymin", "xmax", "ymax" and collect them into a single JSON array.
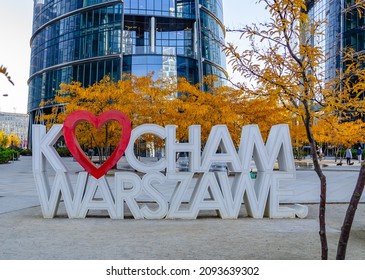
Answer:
[
  {"xmin": 306, "ymin": 0, "xmax": 365, "ymax": 121},
  {"xmin": 122, "ymin": 0, "xmax": 198, "ymax": 83},
  {"xmin": 342, "ymin": 0, "xmax": 365, "ymax": 112},
  {"xmin": 325, "ymin": 0, "xmax": 342, "ymax": 82},
  {"xmin": 124, "ymin": 0, "xmax": 195, "ymax": 18},
  {"xmin": 121, "ymin": 0, "xmax": 227, "ymax": 84},
  {"xmin": 28, "ymin": 0, "xmax": 227, "ymax": 134},
  {"xmin": 343, "ymin": 0, "xmax": 365, "ymax": 53},
  {"xmin": 199, "ymin": 0, "xmax": 226, "ymax": 82},
  {"xmin": 307, "ymin": 0, "xmax": 342, "ymax": 82},
  {"xmin": 29, "ymin": 0, "xmax": 123, "ymax": 113},
  {"xmin": 306, "ymin": 0, "xmax": 365, "ymax": 81}
]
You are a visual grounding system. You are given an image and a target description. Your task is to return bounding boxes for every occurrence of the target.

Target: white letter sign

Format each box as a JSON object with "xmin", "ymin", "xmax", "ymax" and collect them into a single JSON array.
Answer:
[{"xmin": 32, "ymin": 110, "xmax": 307, "ymax": 219}]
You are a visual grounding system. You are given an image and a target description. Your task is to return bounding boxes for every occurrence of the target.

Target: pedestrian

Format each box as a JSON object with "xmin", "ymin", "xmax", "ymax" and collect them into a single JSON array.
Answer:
[
  {"xmin": 346, "ymin": 147, "xmax": 352, "ymax": 165},
  {"xmin": 317, "ymin": 146, "xmax": 323, "ymax": 160},
  {"xmin": 357, "ymin": 146, "xmax": 362, "ymax": 163},
  {"xmin": 87, "ymin": 147, "xmax": 94, "ymax": 160}
]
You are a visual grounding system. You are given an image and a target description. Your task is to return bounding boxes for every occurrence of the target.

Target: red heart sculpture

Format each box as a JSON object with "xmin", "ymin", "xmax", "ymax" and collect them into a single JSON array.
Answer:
[{"xmin": 63, "ymin": 110, "xmax": 131, "ymax": 179}]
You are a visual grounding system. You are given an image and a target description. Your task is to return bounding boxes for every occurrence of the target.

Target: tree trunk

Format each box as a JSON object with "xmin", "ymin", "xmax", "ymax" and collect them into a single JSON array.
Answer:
[
  {"xmin": 336, "ymin": 163, "xmax": 365, "ymax": 259},
  {"xmin": 302, "ymin": 108, "xmax": 328, "ymax": 260},
  {"xmin": 310, "ymin": 139, "xmax": 328, "ymax": 260},
  {"xmin": 335, "ymin": 147, "xmax": 339, "ymax": 162},
  {"xmin": 318, "ymin": 170, "xmax": 328, "ymax": 260}
]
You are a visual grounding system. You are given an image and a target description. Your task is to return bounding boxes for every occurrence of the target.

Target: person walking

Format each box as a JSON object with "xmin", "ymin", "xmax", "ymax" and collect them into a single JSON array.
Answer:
[
  {"xmin": 346, "ymin": 148, "xmax": 353, "ymax": 165},
  {"xmin": 357, "ymin": 146, "xmax": 363, "ymax": 163}
]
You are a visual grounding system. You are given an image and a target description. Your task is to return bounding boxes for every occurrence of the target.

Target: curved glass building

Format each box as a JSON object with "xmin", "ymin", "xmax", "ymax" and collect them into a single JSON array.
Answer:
[
  {"xmin": 29, "ymin": 0, "xmax": 124, "ymax": 117},
  {"xmin": 28, "ymin": 0, "xmax": 227, "ymax": 134}
]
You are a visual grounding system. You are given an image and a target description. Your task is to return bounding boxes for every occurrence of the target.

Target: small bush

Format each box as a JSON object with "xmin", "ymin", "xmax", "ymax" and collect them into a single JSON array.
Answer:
[
  {"xmin": 20, "ymin": 149, "xmax": 32, "ymax": 156},
  {"xmin": 293, "ymin": 148, "xmax": 308, "ymax": 159},
  {"xmin": 56, "ymin": 147, "xmax": 71, "ymax": 157},
  {"xmin": 0, "ymin": 148, "xmax": 13, "ymax": 164}
]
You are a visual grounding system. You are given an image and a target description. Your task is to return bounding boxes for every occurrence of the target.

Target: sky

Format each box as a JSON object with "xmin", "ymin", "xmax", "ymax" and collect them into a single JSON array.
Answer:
[{"xmin": 0, "ymin": 0, "xmax": 267, "ymax": 114}]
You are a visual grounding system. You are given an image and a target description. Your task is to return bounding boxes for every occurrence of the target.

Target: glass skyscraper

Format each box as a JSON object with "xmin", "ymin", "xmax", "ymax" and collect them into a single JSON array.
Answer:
[
  {"xmin": 307, "ymin": 0, "xmax": 365, "ymax": 81},
  {"xmin": 343, "ymin": 0, "xmax": 365, "ymax": 54},
  {"xmin": 28, "ymin": 0, "xmax": 227, "ymax": 130},
  {"xmin": 306, "ymin": 0, "xmax": 342, "ymax": 82}
]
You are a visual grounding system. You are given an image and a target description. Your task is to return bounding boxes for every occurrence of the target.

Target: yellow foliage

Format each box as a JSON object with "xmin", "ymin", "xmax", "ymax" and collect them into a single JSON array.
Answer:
[
  {"xmin": 40, "ymin": 75, "xmax": 291, "ymax": 152},
  {"xmin": 0, "ymin": 131, "xmax": 9, "ymax": 147},
  {"xmin": 8, "ymin": 133, "xmax": 21, "ymax": 147},
  {"xmin": 0, "ymin": 131, "xmax": 20, "ymax": 148},
  {"xmin": 225, "ymin": 0, "xmax": 365, "ymax": 157}
]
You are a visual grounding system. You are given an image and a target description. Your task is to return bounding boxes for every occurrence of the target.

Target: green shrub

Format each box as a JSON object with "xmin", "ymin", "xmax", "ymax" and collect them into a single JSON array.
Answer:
[
  {"xmin": 0, "ymin": 148, "xmax": 13, "ymax": 164},
  {"xmin": 20, "ymin": 149, "xmax": 32, "ymax": 156},
  {"xmin": 56, "ymin": 147, "xmax": 71, "ymax": 157},
  {"xmin": 293, "ymin": 148, "xmax": 308, "ymax": 158}
]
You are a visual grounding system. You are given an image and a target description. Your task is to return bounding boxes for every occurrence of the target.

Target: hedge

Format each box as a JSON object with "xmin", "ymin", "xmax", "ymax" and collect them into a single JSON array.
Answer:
[{"xmin": 0, "ymin": 148, "xmax": 14, "ymax": 164}]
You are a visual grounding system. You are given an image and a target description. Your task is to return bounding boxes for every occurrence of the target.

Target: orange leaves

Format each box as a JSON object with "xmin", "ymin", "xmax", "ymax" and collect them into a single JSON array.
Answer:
[
  {"xmin": 225, "ymin": 0, "xmax": 327, "ymax": 115},
  {"xmin": 0, "ymin": 131, "xmax": 9, "ymax": 148},
  {"xmin": 225, "ymin": 0, "xmax": 365, "ymax": 148},
  {"xmin": 309, "ymin": 115, "xmax": 365, "ymax": 150},
  {"xmin": 41, "ymin": 74, "xmax": 291, "ymax": 148},
  {"xmin": 0, "ymin": 131, "xmax": 20, "ymax": 148}
]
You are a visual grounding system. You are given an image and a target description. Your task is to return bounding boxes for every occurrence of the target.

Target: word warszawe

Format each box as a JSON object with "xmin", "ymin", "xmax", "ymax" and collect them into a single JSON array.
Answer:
[{"xmin": 32, "ymin": 112, "xmax": 307, "ymax": 219}]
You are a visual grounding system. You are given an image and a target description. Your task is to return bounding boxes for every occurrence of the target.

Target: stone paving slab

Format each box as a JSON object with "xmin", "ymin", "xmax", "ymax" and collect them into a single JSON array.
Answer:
[
  {"xmin": 0, "ymin": 156, "xmax": 365, "ymax": 260},
  {"xmin": 0, "ymin": 204, "xmax": 364, "ymax": 260}
]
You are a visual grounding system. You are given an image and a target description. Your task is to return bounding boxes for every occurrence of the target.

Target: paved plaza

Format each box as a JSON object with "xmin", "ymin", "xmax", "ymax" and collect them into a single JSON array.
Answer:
[{"xmin": 0, "ymin": 156, "xmax": 364, "ymax": 260}]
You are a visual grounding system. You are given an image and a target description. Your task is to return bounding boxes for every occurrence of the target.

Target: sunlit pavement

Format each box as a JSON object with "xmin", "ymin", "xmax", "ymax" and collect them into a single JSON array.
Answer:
[{"xmin": 0, "ymin": 156, "xmax": 364, "ymax": 260}]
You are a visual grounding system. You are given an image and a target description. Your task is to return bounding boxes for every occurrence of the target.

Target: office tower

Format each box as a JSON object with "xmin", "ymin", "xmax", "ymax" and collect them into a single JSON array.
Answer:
[
  {"xmin": 306, "ymin": 0, "xmax": 365, "ymax": 80},
  {"xmin": 28, "ymin": 0, "xmax": 227, "ymax": 138},
  {"xmin": 306, "ymin": 0, "xmax": 342, "ymax": 82},
  {"xmin": 343, "ymin": 0, "xmax": 365, "ymax": 54}
]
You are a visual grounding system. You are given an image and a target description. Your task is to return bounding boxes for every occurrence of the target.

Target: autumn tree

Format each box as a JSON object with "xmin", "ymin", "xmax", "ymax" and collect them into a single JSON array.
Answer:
[
  {"xmin": 42, "ymin": 75, "xmax": 174, "ymax": 160},
  {"xmin": 0, "ymin": 131, "xmax": 21, "ymax": 149},
  {"xmin": 323, "ymin": 34, "xmax": 365, "ymax": 260},
  {"xmin": 42, "ymin": 75, "xmax": 185, "ymax": 159},
  {"xmin": 0, "ymin": 131, "xmax": 9, "ymax": 148},
  {"xmin": 42, "ymin": 74, "xmax": 290, "ymax": 160},
  {"xmin": 8, "ymin": 133, "xmax": 20, "ymax": 147},
  {"xmin": 176, "ymin": 77, "xmax": 290, "ymax": 145},
  {"xmin": 224, "ymin": 0, "xmax": 365, "ymax": 259}
]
